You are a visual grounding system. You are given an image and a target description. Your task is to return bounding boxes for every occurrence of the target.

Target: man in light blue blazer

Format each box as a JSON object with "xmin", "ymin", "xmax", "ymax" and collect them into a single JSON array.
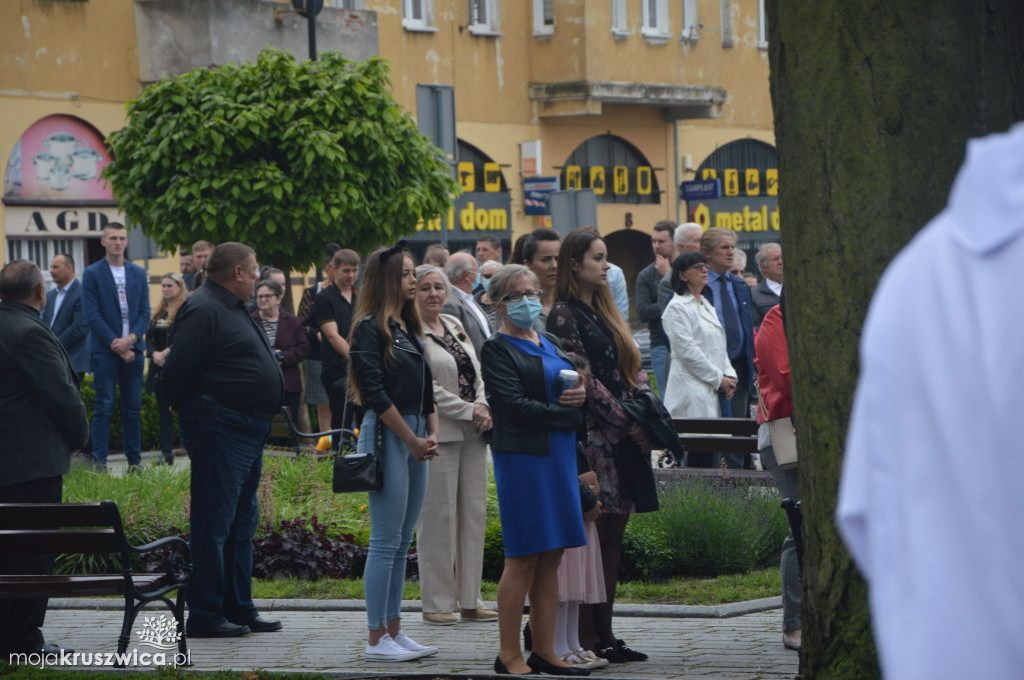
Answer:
[
  {"xmin": 82, "ymin": 223, "xmax": 150, "ymax": 470},
  {"xmin": 42, "ymin": 253, "xmax": 90, "ymax": 379}
]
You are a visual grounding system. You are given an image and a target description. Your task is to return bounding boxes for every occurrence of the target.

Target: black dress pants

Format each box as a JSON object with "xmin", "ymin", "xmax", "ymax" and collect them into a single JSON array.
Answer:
[{"xmin": 0, "ymin": 475, "xmax": 63, "ymax": 654}]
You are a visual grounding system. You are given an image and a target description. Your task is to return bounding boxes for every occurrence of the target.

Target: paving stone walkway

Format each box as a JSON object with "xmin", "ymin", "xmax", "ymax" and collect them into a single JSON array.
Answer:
[{"xmin": 36, "ymin": 604, "xmax": 798, "ymax": 678}]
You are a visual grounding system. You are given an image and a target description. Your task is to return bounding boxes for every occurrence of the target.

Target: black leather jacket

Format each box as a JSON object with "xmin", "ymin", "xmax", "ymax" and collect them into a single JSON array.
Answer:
[
  {"xmin": 480, "ymin": 332, "xmax": 583, "ymax": 456},
  {"xmin": 350, "ymin": 315, "xmax": 434, "ymax": 416}
]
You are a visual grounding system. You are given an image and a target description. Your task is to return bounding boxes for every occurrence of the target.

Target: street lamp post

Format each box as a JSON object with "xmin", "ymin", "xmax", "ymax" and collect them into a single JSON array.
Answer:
[{"xmin": 291, "ymin": 0, "xmax": 324, "ymax": 60}]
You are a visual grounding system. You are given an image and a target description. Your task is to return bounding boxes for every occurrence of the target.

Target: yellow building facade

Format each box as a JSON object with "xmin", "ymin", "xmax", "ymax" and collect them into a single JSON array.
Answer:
[{"xmin": 1, "ymin": 0, "xmax": 776, "ymax": 307}]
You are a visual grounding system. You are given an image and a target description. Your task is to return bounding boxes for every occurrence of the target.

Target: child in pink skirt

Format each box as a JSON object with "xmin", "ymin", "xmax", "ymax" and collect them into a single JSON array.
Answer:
[{"xmin": 552, "ymin": 452, "xmax": 609, "ymax": 670}]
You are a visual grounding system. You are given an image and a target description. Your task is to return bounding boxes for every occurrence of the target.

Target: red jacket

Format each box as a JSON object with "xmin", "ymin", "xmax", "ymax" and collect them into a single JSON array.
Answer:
[{"xmin": 754, "ymin": 304, "xmax": 792, "ymax": 424}]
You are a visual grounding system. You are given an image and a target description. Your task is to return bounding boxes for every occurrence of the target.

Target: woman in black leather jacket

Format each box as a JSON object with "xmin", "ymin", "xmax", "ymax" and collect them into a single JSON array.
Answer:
[
  {"xmin": 480, "ymin": 264, "xmax": 590, "ymax": 677},
  {"xmin": 348, "ymin": 243, "xmax": 440, "ymax": 663}
]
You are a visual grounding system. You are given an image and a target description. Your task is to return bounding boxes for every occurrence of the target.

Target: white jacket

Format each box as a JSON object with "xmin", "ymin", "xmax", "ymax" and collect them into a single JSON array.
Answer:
[{"xmin": 662, "ymin": 292, "xmax": 736, "ymax": 418}]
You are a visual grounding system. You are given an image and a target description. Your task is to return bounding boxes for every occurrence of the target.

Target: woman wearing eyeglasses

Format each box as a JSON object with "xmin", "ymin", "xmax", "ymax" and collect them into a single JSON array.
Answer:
[
  {"xmin": 348, "ymin": 244, "xmax": 440, "ymax": 663},
  {"xmin": 480, "ymin": 264, "xmax": 590, "ymax": 677},
  {"xmin": 251, "ymin": 279, "xmax": 309, "ymax": 431},
  {"xmin": 662, "ymin": 251, "xmax": 738, "ymax": 420}
]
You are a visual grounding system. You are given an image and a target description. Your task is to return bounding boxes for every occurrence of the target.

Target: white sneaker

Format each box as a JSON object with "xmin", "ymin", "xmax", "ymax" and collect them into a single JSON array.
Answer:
[
  {"xmin": 393, "ymin": 631, "xmax": 439, "ymax": 658},
  {"xmin": 364, "ymin": 634, "xmax": 421, "ymax": 662}
]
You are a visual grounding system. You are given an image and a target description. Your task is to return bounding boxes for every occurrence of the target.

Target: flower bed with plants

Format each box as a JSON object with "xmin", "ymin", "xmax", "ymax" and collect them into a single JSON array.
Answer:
[{"xmin": 61, "ymin": 457, "xmax": 788, "ymax": 583}]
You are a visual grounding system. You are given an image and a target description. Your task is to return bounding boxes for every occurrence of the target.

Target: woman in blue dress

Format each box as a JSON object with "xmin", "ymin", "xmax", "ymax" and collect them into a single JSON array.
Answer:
[{"xmin": 480, "ymin": 264, "xmax": 590, "ymax": 677}]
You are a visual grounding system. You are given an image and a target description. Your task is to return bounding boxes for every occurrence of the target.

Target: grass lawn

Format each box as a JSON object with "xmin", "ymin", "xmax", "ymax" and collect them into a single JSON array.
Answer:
[{"xmin": 249, "ymin": 567, "xmax": 780, "ymax": 605}]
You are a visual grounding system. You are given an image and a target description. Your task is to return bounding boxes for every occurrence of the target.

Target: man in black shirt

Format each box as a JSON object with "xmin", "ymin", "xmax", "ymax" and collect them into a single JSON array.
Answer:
[
  {"xmin": 161, "ymin": 242, "xmax": 284, "ymax": 639},
  {"xmin": 315, "ymin": 248, "xmax": 359, "ymax": 432}
]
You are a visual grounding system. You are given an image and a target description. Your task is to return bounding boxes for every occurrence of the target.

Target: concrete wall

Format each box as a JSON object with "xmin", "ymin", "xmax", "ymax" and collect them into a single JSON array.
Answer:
[{"xmin": 135, "ymin": 0, "xmax": 378, "ymax": 82}]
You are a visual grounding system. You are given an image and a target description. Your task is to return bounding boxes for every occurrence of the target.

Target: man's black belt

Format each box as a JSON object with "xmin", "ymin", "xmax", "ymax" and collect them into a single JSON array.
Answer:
[{"xmin": 199, "ymin": 393, "xmax": 278, "ymax": 421}]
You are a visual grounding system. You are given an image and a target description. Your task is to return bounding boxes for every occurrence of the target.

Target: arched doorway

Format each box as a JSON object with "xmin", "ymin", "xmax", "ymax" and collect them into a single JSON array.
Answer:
[
  {"xmin": 603, "ymin": 228, "xmax": 652, "ymax": 324},
  {"xmin": 406, "ymin": 138, "xmax": 511, "ymax": 260}
]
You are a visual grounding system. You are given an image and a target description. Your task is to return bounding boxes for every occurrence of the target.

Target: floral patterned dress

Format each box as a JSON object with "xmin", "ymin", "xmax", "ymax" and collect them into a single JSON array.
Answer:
[{"xmin": 547, "ymin": 299, "xmax": 649, "ymax": 514}]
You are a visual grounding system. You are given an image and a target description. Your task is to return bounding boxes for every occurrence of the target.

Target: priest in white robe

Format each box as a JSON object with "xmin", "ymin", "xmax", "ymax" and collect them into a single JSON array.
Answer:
[{"xmin": 838, "ymin": 124, "xmax": 1024, "ymax": 680}]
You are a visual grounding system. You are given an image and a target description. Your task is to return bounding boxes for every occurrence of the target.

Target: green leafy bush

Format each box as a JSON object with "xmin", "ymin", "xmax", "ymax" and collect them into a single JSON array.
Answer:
[
  {"xmin": 481, "ymin": 518, "xmax": 506, "ymax": 582},
  {"xmin": 624, "ymin": 479, "xmax": 789, "ymax": 578},
  {"xmin": 59, "ymin": 458, "xmax": 787, "ymax": 582}
]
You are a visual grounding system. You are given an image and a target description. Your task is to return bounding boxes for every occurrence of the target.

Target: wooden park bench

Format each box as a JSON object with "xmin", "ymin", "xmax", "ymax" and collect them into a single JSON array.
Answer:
[
  {"xmin": 0, "ymin": 500, "xmax": 190, "ymax": 665},
  {"xmin": 669, "ymin": 416, "xmax": 760, "ymax": 469}
]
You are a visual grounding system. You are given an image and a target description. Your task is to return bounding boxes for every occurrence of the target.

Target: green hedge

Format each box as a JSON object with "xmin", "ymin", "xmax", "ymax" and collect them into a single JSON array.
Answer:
[
  {"xmin": 622, "ymin": 479, "xmax": 789, "ymax": 579},
  {"xmin": 61, "ymin": 457, "xmax": 788, "ymax": 581}
]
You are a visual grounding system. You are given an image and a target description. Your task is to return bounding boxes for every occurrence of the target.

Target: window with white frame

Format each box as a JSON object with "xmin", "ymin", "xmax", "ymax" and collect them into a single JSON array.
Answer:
[
  {"xmin": 403, "ymin": 0, "xmax": 436, "ymax": 31},
  {"xmin": 681, "ymin": 0, "xmax": 699, "ymax": 42},
  {"xmin": 757, "ymin": 0, "xmax": 767, "ymax": 48},
  {"xmin": 611, "ymin": 0, "xmax": 629, "ymax": 37},
  {"xmin": 469, "ymin": 0, "xmax": 501, "ymax": 35},
  {"xmin": 642, "ymin": 0, "xmax": 670, "ymax": 40},
  {"xmin": 533, "ymin": 0, "xmax": 554, "ymax": 36},
  {"xmin": 327, "ymin": 0, "xmax": 364, "ymax": 8}
]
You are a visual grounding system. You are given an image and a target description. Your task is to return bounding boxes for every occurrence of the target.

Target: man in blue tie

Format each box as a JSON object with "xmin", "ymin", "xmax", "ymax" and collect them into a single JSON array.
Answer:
[
  {"xmin": 82, "ymin": 222, "xmax": 150, "ymax": 473},
  {"xmin": 701, "ymin": 228, "xmax": 756, "ymax": 467},
  {"xmin": 42, "ymin": 253, "xmax": 90, "ymax": 382}
]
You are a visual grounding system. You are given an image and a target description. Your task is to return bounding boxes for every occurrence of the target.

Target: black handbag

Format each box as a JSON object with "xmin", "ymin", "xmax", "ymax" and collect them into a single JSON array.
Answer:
[
  {"xmin": 332, "ymin": 390, "xmax": 383, "ymax": 493},
  {"xmin": 332, "ymin": 450, "xmax": 382, "ymax": 493}
]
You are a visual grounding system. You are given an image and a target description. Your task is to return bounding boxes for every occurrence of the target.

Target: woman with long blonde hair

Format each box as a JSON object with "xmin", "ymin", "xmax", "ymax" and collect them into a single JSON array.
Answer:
[
  {"xmin": 146, "ymin": 272, "xmax": 188, "ymax": 464},
  {"xmin": 347, "ymin": 242, "xmax": 440, "ymax": 662},
  {"xmin": 547, "ymin": 228, "xmax": 656, "ymax": 664}
]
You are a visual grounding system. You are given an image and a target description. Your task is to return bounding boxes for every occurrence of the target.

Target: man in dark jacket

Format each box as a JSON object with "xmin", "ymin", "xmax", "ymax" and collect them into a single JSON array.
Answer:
[
  {"xmin": 751, "ymin": 243, "xmax": 783, "ymax": 328},
  {"xmin": 0, "ymin": 259, "xmax": 89, "ymax": 657},
  {"xmin": 42, "ymin": 253, "xmax": 89, "ymax": 379}
]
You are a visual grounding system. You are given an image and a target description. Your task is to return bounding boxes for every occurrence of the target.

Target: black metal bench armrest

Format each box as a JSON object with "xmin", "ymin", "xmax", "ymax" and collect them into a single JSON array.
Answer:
[
  {"xmin": 129, "ymin": 535, "xmax": 189, "ymax": 557},
  {"xmin": 279, "ymin": 406, "xmax": 353, "ymax": 441}
]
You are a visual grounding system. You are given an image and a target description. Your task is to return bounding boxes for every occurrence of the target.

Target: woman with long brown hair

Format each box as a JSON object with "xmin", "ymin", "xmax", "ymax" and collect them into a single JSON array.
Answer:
[
  {"xmin": 348, "ymin": 242, "xmax": 440, "ymax": 662},
  {"xmin": 146, "ymin": 272, "xmax": 189, "ymax": 465},
  {"xmin": 546, "ymin": 228, "xmax": 656, "ymax": 664}
]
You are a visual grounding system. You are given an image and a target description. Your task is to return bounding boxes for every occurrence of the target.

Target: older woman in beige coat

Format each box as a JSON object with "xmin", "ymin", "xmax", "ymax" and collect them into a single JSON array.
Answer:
[{"xmin": 414, "ymin": 264, "xmax": 496, "ymax": 626}]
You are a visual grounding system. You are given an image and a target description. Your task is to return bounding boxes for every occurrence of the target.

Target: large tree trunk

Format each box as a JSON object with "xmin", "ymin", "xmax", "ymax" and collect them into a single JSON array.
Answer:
[{"xmin": 767, "ymin": 2, "xmax": 1024, "ymax": 676}]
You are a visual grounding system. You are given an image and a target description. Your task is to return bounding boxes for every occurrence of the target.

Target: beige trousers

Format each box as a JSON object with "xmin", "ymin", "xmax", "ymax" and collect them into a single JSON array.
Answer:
[{"xmin": 416, "ymin": 432, "xmax": 488, "ymax": 614}]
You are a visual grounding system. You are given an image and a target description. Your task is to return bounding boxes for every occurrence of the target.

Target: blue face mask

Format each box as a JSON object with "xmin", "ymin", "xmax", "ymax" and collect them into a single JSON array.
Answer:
[
  {"xmin": 481, "ymin": 277, "xmax": 490, "ymax": 292},
  {"xmin": 507, "ymin": 297, "xmax": 542, "ymax": 329}
]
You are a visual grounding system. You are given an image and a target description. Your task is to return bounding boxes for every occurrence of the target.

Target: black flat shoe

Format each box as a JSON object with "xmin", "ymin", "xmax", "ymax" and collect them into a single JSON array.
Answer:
[
  {"xmin": 245, "ymin": 615, "xmax": 282, "ymax": 632},
  {"xmin": 594, "ymin": 645, "xmax": 628, "ymax": 663},
  {"xmin": 188, "ymin": 621, "xmax": 249, "ymax": 638},
  {"xmin": 615, "ymin": 639, "xmax": 648, "ymax": 662},
  {"xmin": 495, "ymin": 655, "xmax": 538, "ymax": 675},
  {"xmin": 523, "ymin": 621, "xmax": 532, "ymax": 651},
  {"xmin": 526, "ymin": 652, "xmax": 591, "ymax": 676}
]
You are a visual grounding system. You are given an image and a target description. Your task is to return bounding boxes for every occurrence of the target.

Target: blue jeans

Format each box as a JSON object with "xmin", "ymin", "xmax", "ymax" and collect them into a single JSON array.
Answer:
[
  {"xmin": 650, "ymin": 344, "xmax": 669, "ymax": 399},
  {"xmin": 360, "ymin": 410, "xmax": 428, "ymax": 630},
  {"xmin": 90, "ymin": 350, "xmax": 144, "ymax": 464},
  {"xmin": 179, "ymin": 397, "xmax": 270, "ymax": 632}
]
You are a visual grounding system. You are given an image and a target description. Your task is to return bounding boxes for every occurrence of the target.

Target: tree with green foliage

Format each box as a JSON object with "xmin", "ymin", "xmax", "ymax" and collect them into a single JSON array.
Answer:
[
  {"xmin": 105, "ymin": 48, "xmax": 458, "ymax": 278},
  {"xmin": 767, "ymin": 1, "xmax": 1023, "ymax": 676}
]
